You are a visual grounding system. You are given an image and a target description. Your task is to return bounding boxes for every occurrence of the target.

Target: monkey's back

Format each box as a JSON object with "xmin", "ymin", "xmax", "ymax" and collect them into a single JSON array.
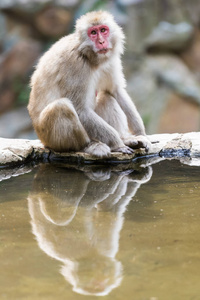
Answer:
[{"xmin": 28, "ymin": 34, "xmax": 91, "ymax": 122}]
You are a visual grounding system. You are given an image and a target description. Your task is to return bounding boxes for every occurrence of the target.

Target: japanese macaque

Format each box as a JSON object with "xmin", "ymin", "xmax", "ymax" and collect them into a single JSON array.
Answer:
[{"xmin": 28, "ymin": 11, "xmax": 151, "ymax": 157}]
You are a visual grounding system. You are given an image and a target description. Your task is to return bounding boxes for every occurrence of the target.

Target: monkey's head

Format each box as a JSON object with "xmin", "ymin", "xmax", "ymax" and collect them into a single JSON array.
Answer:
[{"xmin": 76, "ymin": 11, "xmax": 125, "ymax": 63}]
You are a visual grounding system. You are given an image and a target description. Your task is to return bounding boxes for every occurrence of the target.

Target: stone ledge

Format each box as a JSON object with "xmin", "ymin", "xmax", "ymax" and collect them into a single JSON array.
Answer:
[
  {"xmin": 0, "ymin": 132, "xmax": 200, "ymax": 182},
  {"xmin": 0, "ymin": 132, "xmax": 200, "ymax": 167}
]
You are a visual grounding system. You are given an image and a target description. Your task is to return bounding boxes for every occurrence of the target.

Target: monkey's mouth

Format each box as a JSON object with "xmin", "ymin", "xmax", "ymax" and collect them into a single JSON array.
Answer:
[{"xmin": 98, "ymin": 48, "xmax": 109, "ymax": 54}]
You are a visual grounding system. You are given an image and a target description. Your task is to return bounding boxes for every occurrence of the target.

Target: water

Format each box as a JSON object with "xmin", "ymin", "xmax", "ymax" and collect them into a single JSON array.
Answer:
[{"xmin": 0, "ymin": 158, "xmax": 200, "ymax": 300}]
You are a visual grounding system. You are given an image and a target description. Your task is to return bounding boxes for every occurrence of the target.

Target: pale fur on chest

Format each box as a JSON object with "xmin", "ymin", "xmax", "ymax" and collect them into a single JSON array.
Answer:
[
  {"xmin": 85, "ymin": 55, "xmax": 125, "ymax": 110},
  {"xmin": 83, "ymin": 67, "xmax": 111, "ymax": 110}
]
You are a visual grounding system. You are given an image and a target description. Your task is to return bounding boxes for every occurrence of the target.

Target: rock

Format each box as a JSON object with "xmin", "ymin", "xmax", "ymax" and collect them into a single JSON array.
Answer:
[
  {"xmin": 126, "ymin": 56, "xmax": 169, "ymax": 133},
  {"xmin": 0, "ymin": 0, "xmax": 80, "ymax": 14},
  {"xmin": 0, "ymin": 12, "xmax": 6, "ymax": 49},
  {"xmin": 159, "ymin": 135, "xmax": 192, "ymax": 157},
  {"xmin": 144, "ymin": 22, "xmax": 194, "ymax": 51},
  {"xmin": 126, "ymin": 54, "xmax": 200, "ymax": 134},
  {"xmin": 0, "ymin": 138, "xmax": 45, "ymax": 166},
  {"xmin": 0, "ymin": 89, "xmax": 15, "ymax": 112},
  {"xmin": 34, "ymin": 7, "xmax": 72, "ymax": 37},
  {"xmin": 0, "ymin": 106, "xmax": 36, "ymax": 139},
  {"xmin": 0, "ymin": 39, "xmax": 42, "ymax": 112},
  {"xmin": 3, "ymin": 17, "xmax": 35, "ymax": 52},
  {"xmin": 184, "ymin": 132, "xmax": 200, "ymax": 157},
  {"xmin": 0, "ymin": 133, "xmax": 200, "ymax": 168},
  {"xmin": 55, "ymin": 0, "xmax": 80, "ymax": 8},
  {"xmin": 124, "ymin": 0, "xmax": 158, "ymax": 54},
  {"xmin": 0, "ymin": 0, "xmax": 51, "ymax": 12},
  {"xmin": 1, "ymin": 132, "xmax": 200, "ymax": 182},
  {"xmin": 181, "ymin": 29, "xmax": 200, "ymax": 81},
  {"xmin": 123, "ymin": 0, "xmax": 191, "ymax": 54},
  {"xmin": 183, "ymin": 0, "xmax": 200, "ymax": 25},
  {"xmin": 0, "ymin": 39, "xmax": 41, "ymax": 79},
  {"xmin": 158, "ymin": 93, "xmax": 200, "ymax": 133},
  {"xmin": 154, "ymin": 57, "xmax": 200, "ymax": 104}
]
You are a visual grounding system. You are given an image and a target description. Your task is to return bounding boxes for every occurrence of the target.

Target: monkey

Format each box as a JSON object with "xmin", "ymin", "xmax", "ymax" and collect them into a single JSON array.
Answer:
[{"xmin": 28, "ymin": 10, "xmax": 151, "ymax": 157}]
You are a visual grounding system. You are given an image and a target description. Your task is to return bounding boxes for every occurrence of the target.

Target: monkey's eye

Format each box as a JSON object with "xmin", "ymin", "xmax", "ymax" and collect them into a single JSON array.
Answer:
[
  {"xmin": 91, "ymin": 30, "xmax": 97, "ymax": 35},
  {"xmin": 101, "ymin": 28, "xmax": 106, "ymax": 33}
]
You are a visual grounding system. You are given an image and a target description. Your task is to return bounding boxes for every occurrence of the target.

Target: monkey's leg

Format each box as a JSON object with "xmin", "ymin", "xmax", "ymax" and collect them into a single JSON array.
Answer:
[
  {"xmin": 36, "ymin": 98, "xmax": 90, "ymax": 152},
  {"xmin": 92, "ymin": 91, "xmax": 134, "ymax": 154},
  {"xmin": 37, "ymin": 98, "xmax": 111, "ymax": 156},
  {"xmin": 79, "ymin": 108, "xmax": 133, "ymax": 155},
  {"xmin": 95, "ymin": 91, "xmax": 130, "ymax": 138}
]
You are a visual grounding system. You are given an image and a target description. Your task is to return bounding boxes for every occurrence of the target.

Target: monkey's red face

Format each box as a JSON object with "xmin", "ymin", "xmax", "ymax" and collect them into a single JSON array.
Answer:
[{"xmin": 87, "ymin": 25, "xmax": 110, "ymax": 54}]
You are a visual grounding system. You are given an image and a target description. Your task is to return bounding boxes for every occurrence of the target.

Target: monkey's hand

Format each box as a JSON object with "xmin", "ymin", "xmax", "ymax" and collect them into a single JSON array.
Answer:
[
  {"xmin": 123, "ymin": 135, "xmax": 151, "ymax": 153},
  {"xmin": 112, "ymin": 145, "xmax": 134, "ymax": 155}
]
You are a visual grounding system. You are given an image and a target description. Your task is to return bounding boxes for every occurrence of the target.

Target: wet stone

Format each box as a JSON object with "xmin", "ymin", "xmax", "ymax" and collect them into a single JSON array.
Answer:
[{"xmin": 0, "ymin": 132, "xmax": 200, "ymax": 171}]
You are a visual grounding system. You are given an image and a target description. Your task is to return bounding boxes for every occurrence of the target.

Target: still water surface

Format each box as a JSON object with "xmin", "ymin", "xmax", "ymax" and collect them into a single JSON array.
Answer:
[{"xmin": 0, "ymin": 159, "xmax": 200, "ymax": 300}]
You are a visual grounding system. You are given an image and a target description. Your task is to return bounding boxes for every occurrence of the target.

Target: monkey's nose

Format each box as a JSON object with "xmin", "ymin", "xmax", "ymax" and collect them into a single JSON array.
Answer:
[{"xmin": 99, "ymin": 39, "xmax": 105, "ymax": 44}]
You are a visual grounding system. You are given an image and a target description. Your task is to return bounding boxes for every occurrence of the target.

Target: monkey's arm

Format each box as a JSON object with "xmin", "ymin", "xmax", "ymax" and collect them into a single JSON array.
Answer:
[
  {"xmin": 115, "ymin": 88, "xmax": 146, "ymax": 136},
  {"xmin": 114, "ymin": 88, "xmax": 151, "ymax": 151}
]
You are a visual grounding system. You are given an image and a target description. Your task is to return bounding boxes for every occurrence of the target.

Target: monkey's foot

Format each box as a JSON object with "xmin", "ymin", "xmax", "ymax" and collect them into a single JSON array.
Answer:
[
  {"xmin": 84, "ymin": 141, "xmax": 111, "ymax": 157},
  {"xmin": 123, "ymin": 135, "xmax": 151, "ymax": 152}
]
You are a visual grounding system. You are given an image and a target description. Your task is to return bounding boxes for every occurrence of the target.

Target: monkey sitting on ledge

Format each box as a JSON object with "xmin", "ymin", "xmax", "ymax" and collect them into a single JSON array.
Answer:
[{"xmin": 28, "ymin": 11, "xmax": 151, "ymax": 157}]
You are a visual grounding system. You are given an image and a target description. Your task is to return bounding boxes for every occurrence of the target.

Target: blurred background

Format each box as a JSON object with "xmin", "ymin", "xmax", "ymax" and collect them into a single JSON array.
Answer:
[{"xmin": 0, "ymin": 0, "xmax": 200, "ymax": 140}]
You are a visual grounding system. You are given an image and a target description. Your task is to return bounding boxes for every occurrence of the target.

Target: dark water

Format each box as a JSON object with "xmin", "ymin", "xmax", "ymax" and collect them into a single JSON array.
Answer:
[{"xmin": 0, "ymin": 159, "xmax": 200, "ymax": 300}]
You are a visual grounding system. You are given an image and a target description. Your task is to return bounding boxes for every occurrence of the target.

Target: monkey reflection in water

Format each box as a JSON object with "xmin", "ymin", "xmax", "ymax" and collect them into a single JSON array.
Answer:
[{"xmin": 28, "ymin": 164, "xmax": 152, "ymax": 296}]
